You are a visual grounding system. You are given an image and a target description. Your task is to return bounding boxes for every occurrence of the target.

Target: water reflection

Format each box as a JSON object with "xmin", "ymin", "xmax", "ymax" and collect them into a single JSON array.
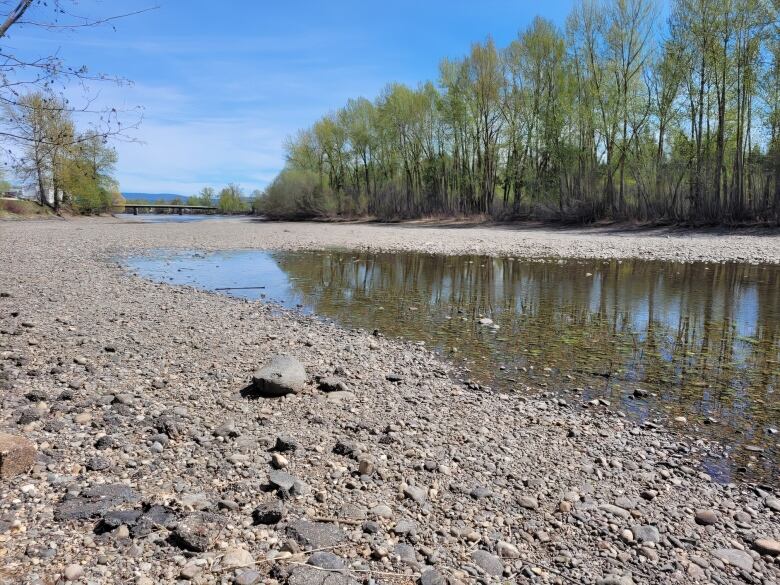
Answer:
[
  {"xmin": 126, "ymin": 250, "xmax": 780, "ymax": 483},
  {"xmin": 115, "ymin": 213, "xmax": 244, "ymax": 223}
]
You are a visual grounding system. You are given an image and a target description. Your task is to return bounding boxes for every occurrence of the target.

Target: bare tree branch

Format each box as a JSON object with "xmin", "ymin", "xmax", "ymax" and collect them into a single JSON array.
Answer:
[{"xmin": 0, "ymin": 0, "xmax": 33, "ymax": 40}]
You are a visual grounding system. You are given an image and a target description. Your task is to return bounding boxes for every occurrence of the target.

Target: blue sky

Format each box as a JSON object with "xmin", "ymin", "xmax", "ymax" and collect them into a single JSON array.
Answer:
[{"xmin": 8, "ymin": 0, "xmax": 584, "ymax": 195}]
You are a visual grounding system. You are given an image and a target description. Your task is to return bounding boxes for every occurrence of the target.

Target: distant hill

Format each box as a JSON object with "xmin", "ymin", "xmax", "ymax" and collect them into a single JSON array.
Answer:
[{"xmin": 122, "ymin": 192, "xmax": 184, "ymax": 203}]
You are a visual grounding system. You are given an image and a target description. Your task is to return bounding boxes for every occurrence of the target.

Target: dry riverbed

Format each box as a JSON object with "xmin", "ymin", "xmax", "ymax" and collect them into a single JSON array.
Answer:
[{"xmin": 1, "ymin": 217, "xmax": 779, "ymax": 585}]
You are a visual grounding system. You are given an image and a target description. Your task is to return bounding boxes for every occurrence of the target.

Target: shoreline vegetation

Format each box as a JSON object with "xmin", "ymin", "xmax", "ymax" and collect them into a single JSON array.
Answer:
[
  {"xmin": 1, "ymin": 218, "xmax": 780, "ymax": 584},
  {"xmin": 255, "ymin": 0, "xmax": 780, "ymax": 226}
]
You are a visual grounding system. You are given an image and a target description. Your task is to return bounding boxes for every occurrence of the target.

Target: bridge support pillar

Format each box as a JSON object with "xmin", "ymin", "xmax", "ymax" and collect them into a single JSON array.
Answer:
[
  {"xmin": 133, "ymin": 207, "xmax": 138, "ymax": 216},
  {"xmin": 177, "ymin": 207, "xmax": 183, "ymax": 215}
]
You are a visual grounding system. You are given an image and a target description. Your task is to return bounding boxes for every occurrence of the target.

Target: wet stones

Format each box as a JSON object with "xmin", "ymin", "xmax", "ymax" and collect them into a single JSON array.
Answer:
[
  {"xmin": 0, "ymin": 432, "xmax": 36, "ymax": 479},
  {"xmin": 250, "ymin": 355, "xmax": 306, "ymax": 397}
]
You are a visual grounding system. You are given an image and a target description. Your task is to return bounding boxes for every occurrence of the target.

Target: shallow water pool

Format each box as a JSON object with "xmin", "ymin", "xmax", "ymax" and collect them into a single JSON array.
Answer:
[{"xmin": 126, "ymin": 249, "xmax": 780, "ymax": 483}]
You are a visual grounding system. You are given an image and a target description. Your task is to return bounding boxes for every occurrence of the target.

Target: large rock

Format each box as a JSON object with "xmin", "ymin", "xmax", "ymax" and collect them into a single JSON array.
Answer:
[
  {"xmin": 54, "ymin": 484, "xmax": 140, "ymax": 522},
  {"xmin": 0, "ymin": 433, "xmax": 36, "ymax": 479},
  {"xmin": 251, "ymin": 356, "xmax": 306, "ymax": 397},
  {"xmin": 252, "ymin": 499, "xmax": 285, "ymax": 525},
  {"xmin": 307, "ymin": 551, "xmax": 345, "ymax": 570},
  {"xmin": 754, "ymin": 538, "xmax": 780, "ymax": 556},
  {"xmin": 268, "ymin": 470, "xmax": 309, "ymax": 498},
  {"xmin": 171, "ymin": 512, "xmax": 227, "ymax": 552},
  {"xmin": 317, "ymin": 376, "xmax": 349, "ymax": 393},
  {"xmin": 287, "ymin": 519, "xmax": 346, "ymax": 550},
  {"xmin": 222, "ymin": 547, "xmax": 254, "ymax": 568},
  {"xmin": 631, "ymin": 525, "xmax": 660, "ymax": 544},
  {"xmin": 419, "ymin": 569, "xmax": 446, "ymax": 585},
  {"xmin": 471, "ymin": 549, "xmax": 503, "ymax": 576},
  {"xmin": 712, "ymin": 548, "xmax": 753, "ymax": 571},
  {"xmin": 287, "ymin": 565, "xmax": 357, "ymax": 585}
]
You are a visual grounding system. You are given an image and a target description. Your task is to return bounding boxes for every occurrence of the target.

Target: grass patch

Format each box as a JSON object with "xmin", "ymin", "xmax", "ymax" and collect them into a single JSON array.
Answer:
[{"xmin": 0, "ymin": 199, "xmax": 54, "ymax": 219}]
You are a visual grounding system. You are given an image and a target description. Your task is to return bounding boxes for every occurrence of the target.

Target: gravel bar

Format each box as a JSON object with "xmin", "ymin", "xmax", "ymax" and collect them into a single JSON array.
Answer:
[{"xmin": 0, "ymin": 217, "xmax": 779, "ymax": 585}]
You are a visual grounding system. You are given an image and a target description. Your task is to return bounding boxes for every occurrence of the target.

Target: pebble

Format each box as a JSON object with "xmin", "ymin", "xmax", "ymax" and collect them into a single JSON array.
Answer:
[
  {"xmin": 64, "ymin": 564, "xmax": 83, "ymax": 581},
  {"xmin": 712, "ymin": 548, "xmax": 753, "ymax": 572},
  {"xmin": 754, "ymin": 538, "xmax": 780, "ymax": 556},
  {"xmin": 695, "ymin": 509, "xmax": 718, "ymax": 525},
  {"xmin": 471, "ymin": 549, "xmax": 503, "ymax": 575},
  {"xmin": 222, "ymin": 547, "xmax": 253, "ymax": 568}
]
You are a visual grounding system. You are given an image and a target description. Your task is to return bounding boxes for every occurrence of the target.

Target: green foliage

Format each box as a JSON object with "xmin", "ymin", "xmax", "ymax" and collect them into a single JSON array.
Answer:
[
  {"xmin": 263, "ymin": 0, "xmax": 780, "ymax": 224},
  {"xmin": 0, "ymin": 168, "xmax": 11, "ymax": 193},
  {"xmin": 188, "ymin": 186, "xmax": 215, "ymax": 207},
  {"xmin": 4, "ymin": 92, "xmax": 122, "ymax": 214},
  {"xmin": 217, "ymin": 183, "xmax": 249, "ymax": 214},
  {"xmin": 62, "ymin": 134, "xmax": 121, "ymax": 215},
  {"xmin": 255, "ymin": 169, "xmax": 333, "ymax": 219}
]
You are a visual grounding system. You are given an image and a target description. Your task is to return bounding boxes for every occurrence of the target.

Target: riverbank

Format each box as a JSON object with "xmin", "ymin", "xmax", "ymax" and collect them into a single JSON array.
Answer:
[
  {"xmin": 1, "ymin": 218, "xmax": 779, "ymax": 584},
  {"xmin": 9, "ymin": 215, "xmax": 780, "ymax": 263},
  {"xmin": 0, "ymin": 199, "xmax": 57, "ymax": 220}
]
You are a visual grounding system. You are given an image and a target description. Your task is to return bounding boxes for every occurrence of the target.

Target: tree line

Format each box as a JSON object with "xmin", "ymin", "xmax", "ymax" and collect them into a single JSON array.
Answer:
[
  {"xmin": 261, "ymin": 0, "xmax": 780, "ymax": 224},
  {"xmin": 186, "ymin": 184, "xmax": 256, "ymax": 214},
  {"xmin": 4, "ymin": 93, "xmax": 121, "ymax": 213},
  {"xmin": 1, "ymin": 2, "xmax": 150, "ymax": 215}
]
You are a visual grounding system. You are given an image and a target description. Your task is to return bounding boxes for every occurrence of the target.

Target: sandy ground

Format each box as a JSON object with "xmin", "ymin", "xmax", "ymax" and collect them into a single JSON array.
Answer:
[{"xmin": 1, "ymin": 218, "xmax": 779, "ymax": 585}]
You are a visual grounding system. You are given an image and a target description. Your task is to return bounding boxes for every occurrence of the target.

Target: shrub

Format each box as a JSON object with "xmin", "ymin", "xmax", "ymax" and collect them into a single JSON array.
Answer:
[{"xmin": 256, "ymin": 169, "xmax": 334, "ymax": 219}]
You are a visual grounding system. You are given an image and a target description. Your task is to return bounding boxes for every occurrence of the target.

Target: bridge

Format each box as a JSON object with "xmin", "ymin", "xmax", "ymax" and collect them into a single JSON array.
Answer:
[{"xmin": 119, "ymin": 203, "xmax": 218, "ymax": 215}]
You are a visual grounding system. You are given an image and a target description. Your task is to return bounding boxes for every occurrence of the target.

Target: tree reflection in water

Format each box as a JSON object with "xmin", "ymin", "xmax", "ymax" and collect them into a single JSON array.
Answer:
[
  {"xmin": 128, "ymin": 249, "xmax": 779, "ymax": 483},
  {"xmin": 273, "ymin": 252, "xmax": 779, "ymax": 482}
]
